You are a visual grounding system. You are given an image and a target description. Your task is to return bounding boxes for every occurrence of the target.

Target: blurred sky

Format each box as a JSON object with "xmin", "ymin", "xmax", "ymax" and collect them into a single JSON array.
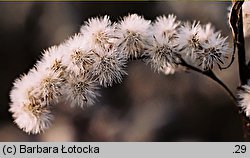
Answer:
[{"xmin": 0, "ymin": 1, "xmax": 246, "ymax": 141}]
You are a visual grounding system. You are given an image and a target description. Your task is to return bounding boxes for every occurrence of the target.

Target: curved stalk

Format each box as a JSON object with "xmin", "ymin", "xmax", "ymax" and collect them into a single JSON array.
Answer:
[{"xmin": 179, "ymin": 58, "xmax": 236, "ymax": 102}]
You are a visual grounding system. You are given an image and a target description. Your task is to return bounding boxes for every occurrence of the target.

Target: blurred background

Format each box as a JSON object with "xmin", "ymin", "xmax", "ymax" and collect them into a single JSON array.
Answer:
[{"xmin": 0, "ymin": 1, "xmax": 248, "ymax": 141}]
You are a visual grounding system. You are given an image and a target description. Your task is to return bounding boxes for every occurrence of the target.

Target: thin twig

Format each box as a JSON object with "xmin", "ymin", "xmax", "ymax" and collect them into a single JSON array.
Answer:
[
  {"xmin": 179, "ymin": 58, "xmax": 236, "ymax": 101},
  {"xmin": 133, "ymin": 54, "xmax": 236, "ymax": 101},
  {"xmin": 220, "ymin": 46, "xmax": 235, "ymax": 70}
]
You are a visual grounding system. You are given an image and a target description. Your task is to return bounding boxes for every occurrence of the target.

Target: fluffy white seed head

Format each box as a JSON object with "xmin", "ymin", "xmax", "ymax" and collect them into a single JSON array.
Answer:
[
  {"xmin": 147, "ymin": 37, "xmax": 180, "ymax": 74},
  {"xmin": 64, "ymin": 74, "xmax": 99, "ymax": 108},
  {"xmin": 10, "ymin": 73, "xmax": 36, "ymax": 111},
  {"xmin": 61, "ymin": 34, "xmax": 96, "ymax": 75},
  {"xmin": 198, "ymin": 23, "xmax": 215, "ymax": 41},
  {"xmin": 178, "ymin": 21, "xmax": 202, "ymax": 59},
  {"xmin": 9, "ymin": 71, "xmax": 54, "ymax": 134},
  {"xmin": 10, "ymin": 67, "xmax": 63, "ymax": 110},
  {"xmin": 9, "ymin": 101, "xmax": 53, "ymax": 134},
  {"xmin": 147, "ymin": 14, "xmax": 180, "ymax": 74},
  {"xmin": 116, "ymin": 14, "xmax": 151, "ymax": 58},
  {"xmin": 34, "ymin": 48, "xmax": 67, "ymax": 105},
  {"xmin": 197, "ymin": 24, "xmax": 229, "ymax": 70},
  {"xmin": 9, "ymin": 45, "xmax": 67, "ymax": 134},
  {"xmin": 238, "ymin": 85, "xmax": 250, "ymax": 117},
  {"xmin": 35, "ymin": 45, "xmax": 65, "ymax": 72},
  {"xmin": 91, "ymin": 48, "xmax": 127, "ymax": 87},
  {"xmin": 153, "ymin": 14, "xmax": 180, "ymax": 40},
  {"xmin": 80, "ymin": 16, "xmax": 116, "ymax": 51},
  {"xmin": 36, "ymin": 70, "xmax": 65, "ymax": 104}
]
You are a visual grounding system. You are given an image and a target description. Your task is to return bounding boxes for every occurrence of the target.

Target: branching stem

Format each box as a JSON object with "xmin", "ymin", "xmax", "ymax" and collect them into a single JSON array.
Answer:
[{"xmin": 179, "ymin": 58, "xmax": 236, "ymax": 102}]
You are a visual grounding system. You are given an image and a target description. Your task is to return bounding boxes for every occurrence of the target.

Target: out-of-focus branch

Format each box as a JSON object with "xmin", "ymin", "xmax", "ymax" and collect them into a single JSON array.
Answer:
[
  {"xmin": 230, "ymin": 0, "xmax": 250, "ymax": 142},
  {"xmin": 222, "ymin": 1, "xmax": 243, "ymax": 70},
  {"xmin": 230, "ymin": 1, "xmax": 247, "ymax": 84}
]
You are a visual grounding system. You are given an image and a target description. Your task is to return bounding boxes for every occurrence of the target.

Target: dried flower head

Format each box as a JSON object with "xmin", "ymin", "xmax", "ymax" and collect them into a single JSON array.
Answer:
[
  {"xmin": 62, "ymin": 34, "xmax": 96, "ymax": 75},
  {"xmin": 178, "ymin": 21, "xmax": 202, "ymax": 59},
  {"xmin": 9, "ymin": 46, "xmax": 66, "ymax": 134},
  {"xmin": 116, "ymin": 14, "xmax": 151, "ymax": 58},
  {"xmin": 35, "ymin": 46, "xmax": 65, "ymax": 72},
  {"xmin": 80, "ymin": 16, "xmax": 116, "ymax": 51},
  {"xmin": 153, "ymin": 14, "xmax": 180, "ymax": 40},
  {"xmin": 147, "ymin": 37, "xmax": 180, "ymax": 74},
  {"xmin": 10, "ymin": 103, "xmax": 53, "ymax": 134},
  {"xmin": 91, "ymin": 48, "xmax": 127, "ymax": 87},
  {"xmin": 147, "ymin": 14, "xmax": 180, "ymax": 74},
  {"xmin": 64, "ymin": 74, "xmax": 99, "ymax": 108},
  {"xmin": 197, "ymin": 24, "xmax": 229, "ymax": 70},
  {"xmin": 238, "ymin": 85, "xmax": 250, "ymax": 117},
  {"xmin": 198, "ymin": 23, "xmax": 215, "ymax": 41},
  {"xmin": 9, "ymin": 70, "xmax": 54, "ymax": 134}
]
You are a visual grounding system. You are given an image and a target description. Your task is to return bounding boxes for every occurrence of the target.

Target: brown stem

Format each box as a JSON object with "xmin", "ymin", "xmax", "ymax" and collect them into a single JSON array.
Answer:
[
  {"xmin": 180, "ymin": 58, "xmax": 236, "ymax": 102},
  {"xmin": 133, "ymin": 54, "xmax": 236, "ymax": 101},
  {"xmin": 230, "ymin": 0, "xmax": 250, "ymax": 141},
  {"xmin": 234, "ymin": 2, "xmax": 247, "ymax": 85}
]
